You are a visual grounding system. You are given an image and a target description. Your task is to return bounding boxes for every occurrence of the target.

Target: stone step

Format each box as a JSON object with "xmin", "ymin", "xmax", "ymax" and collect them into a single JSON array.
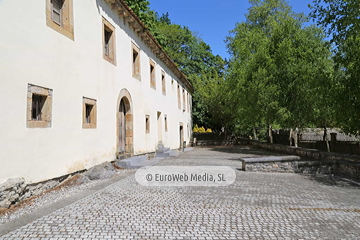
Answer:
[
  {"xmin": 115, "ymin": 155, "xmax": 148, "ymax": 169},
  {"xmin": 156, "ymin": 147, "xmax": 170, "ymax": 153}
]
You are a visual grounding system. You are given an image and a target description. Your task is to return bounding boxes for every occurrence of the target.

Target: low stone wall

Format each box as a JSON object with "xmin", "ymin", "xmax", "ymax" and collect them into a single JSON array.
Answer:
[
  {"xmin": 239, "ymin": 138, "xmax": 360, "ymax": 180},
  {"xmin": 244, "ymin": 161, "xmax": 298, "ymax": 173},
  {"xmin": 240, "ymin": 156, "xmax": 300, "ymax": 173}
]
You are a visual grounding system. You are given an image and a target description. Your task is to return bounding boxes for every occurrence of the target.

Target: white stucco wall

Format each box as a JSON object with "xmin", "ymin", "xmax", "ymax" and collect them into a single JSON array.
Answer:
[{"xmin": 0, "ymin": 0, "xmax": 192, "ymax": 184}]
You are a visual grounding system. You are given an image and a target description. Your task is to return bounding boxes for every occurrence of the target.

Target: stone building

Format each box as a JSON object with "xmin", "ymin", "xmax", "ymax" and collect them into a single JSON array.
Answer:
[{"xmin": 0, "ymin": 0, "xmax": 193, "ymax": 184}]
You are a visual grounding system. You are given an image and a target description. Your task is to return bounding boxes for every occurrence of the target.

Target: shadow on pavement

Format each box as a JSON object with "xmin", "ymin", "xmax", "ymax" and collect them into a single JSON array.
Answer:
[
  {"xmin": 208, "ymin": 145, "xmax": 279, "ymax": 156},
  {"xmin": 304, "ymin": 174, "xmax": 360, "ymax": 188}
]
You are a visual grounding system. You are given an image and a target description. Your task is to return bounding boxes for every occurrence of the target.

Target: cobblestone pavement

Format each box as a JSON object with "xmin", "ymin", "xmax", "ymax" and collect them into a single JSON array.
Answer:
[{"xmin": 1, "ymin": 146, "xmax": 360, "ymax": 239}]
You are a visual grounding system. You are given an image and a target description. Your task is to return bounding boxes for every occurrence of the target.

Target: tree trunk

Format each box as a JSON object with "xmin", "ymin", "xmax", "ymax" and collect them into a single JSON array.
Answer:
[
  {"xmin": 253, "ymin": 125, "xmax": 257, "ymax": 140},
  {"xmin": 268, "ymin": 125, "xmax": 273, "ymax": 143},
  {"xmin": 294, "ymin": 127, "xmax": 298, "ymax": 147},
  {"xmin": 323, "ymin": 127, "xmax": 330, "ymax": 152},
  {"xmin": 289, "ymin": 128, "xmax": 293, "ymax": 146}
]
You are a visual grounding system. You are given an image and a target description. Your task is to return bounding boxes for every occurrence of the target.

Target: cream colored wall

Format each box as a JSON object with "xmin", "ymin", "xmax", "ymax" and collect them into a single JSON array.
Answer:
[{"xmin": 0, "ymin": 0, "xmax": 192, "ymax": 184}]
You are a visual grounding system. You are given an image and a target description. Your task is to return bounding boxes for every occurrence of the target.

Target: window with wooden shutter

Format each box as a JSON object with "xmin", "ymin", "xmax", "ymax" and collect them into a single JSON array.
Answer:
[
  {"xmin": 132, "ymin": 43, "xmax": 141, "ymax": 80},
  {"xmin": 150, "ymin": 60, "xmax": 156, "ymax": 89},
  {"xmin": 102, "ymin": 17, "xmax": 116, "ymax": 65},
  {"xmin": 177, "ymin": 85, "xmax": 181, "ymax": 109},
  {"xmin": 183, "ymin": 89, "xmax": 186, "ymax": 112},
  {"xmin": 161, "ymin": 71, "xmax": 166, "ymax": 95},
  {"xmin": 145, "ymin": 115, "xmax": 150, "ymax": 133},
  {"xmin": 46, "ymin": 0, "xmax": 74, "ymax": 40},
  {"xmin": 51, "ymin": 0, "xmax": 62, "ymax": 25}
]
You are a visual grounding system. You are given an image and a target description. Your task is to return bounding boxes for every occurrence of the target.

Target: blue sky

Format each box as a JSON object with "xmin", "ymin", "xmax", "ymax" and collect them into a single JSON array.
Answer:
[{"xmin": 149, "ymin": 0, "xmax": 316, "ymax": 60}]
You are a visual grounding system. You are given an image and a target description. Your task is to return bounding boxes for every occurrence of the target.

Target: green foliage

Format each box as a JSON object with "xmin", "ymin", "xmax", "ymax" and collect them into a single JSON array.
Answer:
[
  {"xmin": 226, "ymin": 0, "xmax": 334, "ymax": 136},
  {"xmin": 310, "ymin": 0, "xmax": 360, "ymax": 135}
]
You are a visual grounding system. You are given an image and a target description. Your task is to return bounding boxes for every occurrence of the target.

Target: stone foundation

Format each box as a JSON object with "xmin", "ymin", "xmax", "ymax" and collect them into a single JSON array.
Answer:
[{"xmin": 0, "ymin": 161, "xmax": 117, "ymax": 209}]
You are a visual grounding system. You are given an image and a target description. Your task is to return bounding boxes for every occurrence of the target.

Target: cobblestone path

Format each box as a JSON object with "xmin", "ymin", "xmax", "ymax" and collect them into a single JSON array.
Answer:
[{"xmin": 1, "ymin": 147, "xmax": 360, "ymax": 239}]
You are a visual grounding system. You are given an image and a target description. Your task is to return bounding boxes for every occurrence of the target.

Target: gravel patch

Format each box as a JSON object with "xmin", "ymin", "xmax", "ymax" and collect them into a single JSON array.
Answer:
[{"xmin": 0, "ymin": 169, "xmax": 131, "ymax": 224}]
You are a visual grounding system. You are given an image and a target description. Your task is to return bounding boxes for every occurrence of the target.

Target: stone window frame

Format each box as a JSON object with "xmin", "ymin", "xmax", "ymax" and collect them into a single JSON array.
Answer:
[
  {"xmin": 161, "ymin": 71, "xmax": 166, "ymax": 95},
  {"xmin": 82, "ymin": 97, "xmax": 97, "ymax": 129},
  {"xmin": 145, "ymin": 115, "xmax": 150, "ymax": 134},
  {"xmin": 102, "ymin": 17, "xmax": 116, "ymax": 65},
  {"xmin": 149, "ymin": 59, "xmax": 156, "ymax": 90},
  {"xmin": 132, "ymin": 42, "xmax": 141, "ymax": 80},
  {"xmin": 27, "ymin": 84, "xmax": 53, "ymax": 128},
  {"xmin": 46, "ymin": 0, "xmax": 74, "ymax": 40}
]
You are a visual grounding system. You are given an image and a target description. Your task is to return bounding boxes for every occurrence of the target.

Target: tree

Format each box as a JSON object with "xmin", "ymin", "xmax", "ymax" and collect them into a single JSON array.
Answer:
[
  {"xmin": 226, "ymin": 0, "xmax": 333, "ymax": 144},
  {"xmin": 310, "ymin": 0, "xmax": 360, "ymax": 135}
]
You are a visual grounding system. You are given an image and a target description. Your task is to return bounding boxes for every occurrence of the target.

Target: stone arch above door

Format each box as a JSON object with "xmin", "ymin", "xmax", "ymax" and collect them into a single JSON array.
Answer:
[{"xmin": 116, "ymin": 89, "xmax": 133, "ymax": 155}]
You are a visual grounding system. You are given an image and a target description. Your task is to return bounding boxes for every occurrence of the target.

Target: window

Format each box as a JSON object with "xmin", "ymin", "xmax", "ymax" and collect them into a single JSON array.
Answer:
[
  {"xmin": 165, "ymin": 115, "xmax": 168, "ymax": 132},
  {"xmin": 150, "ymin": 60, "xmax": 156, "ymax": 89},
  {"xmin": 183, "ymin": 89, "xmax": 186, "ymax": 112},
  {"xmin": 145, "ymin": 115, "xmax": 150, "ymax": 133},
  {"xmin": 46, "ymin": 0, "xmax": 74, "ymax": 40},
  {"xmin": 85, "ymin": 104, "xmax": 93, "ymax": 123},
  {"xmin": 83, "ymin": 97, "xmax": 97, "ymax": 129},
  {"xmin": 132, "ymin": 43, "xmax": 141, "ymax": 80},
  {"xmin": 52, "ymin": 0, "xmax": 62, "ymax": 25},
  {"xmin": 177, "ymin": 84, "xmax": 181, "ymax": 109},
  {"xmin": 171, "ymin": 79, "xmax": 175, "ymax": 93},
  {"xmin": 31, "ymin": 95, "xmax": 46, "ymax": 121},
  {"xmin": 161, "ymin": 71, "xmax": 166, "ymax": 95},
  {"xmin": 27, "ymin": 84, "xmax": 53, "ymax": 128},
  {"xmin": 104, "ymin": 30, "xmax": 111, "ymax": 56},
  {"xmin": 187, "ymin": 93, "xmax": 190, "ymax": 113},
  {"xmin": 103, "ymin": 17, "xmax": 116, "ymax": 65}
]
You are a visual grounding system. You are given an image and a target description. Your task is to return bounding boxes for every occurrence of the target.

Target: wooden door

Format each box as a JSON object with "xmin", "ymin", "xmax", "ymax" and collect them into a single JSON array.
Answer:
[
  {"xmin": 119, "ymin": 100, "xmax": 126, "ymax": 153},
  {"xmin": 179, "ymin": 125, "xmax": 184, "ymax": 149}
]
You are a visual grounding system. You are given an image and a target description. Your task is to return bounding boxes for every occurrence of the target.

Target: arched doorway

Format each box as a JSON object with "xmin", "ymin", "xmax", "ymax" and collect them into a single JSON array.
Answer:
[
  {"xmin": 117, "ymin": 89, "xmax": 133, "ymax": 155},
  {"xmin": 119, "ymin": 99, "xmax": 126, "ymax": 153}
]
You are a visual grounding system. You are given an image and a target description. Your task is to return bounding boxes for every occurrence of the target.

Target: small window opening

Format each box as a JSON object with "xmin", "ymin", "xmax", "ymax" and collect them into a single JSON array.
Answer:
[
  {"xmin": 162, "ymin": 72, "xmax": 166, "ymax": 94},
  {"xmin": 146, "ymin": 115, "xmax": 150, "ymax": 133},
  {"xmin": 132, "ymin": 45, "xmax": 140, "ymax": 79},
  {"xmin": 150, "ymin": 64, "xmax": 155, "ymax": 88},
  {"xmin": 85, "ymin": 104, "xmax": 93, "ymax": 124},
  {"xmin": 31, "ymin": 94, "xmax": 46, "ymax": 121},
  {"xmin": 104, "ymin": 28, "xmax": 112, "ymax": 56}
]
